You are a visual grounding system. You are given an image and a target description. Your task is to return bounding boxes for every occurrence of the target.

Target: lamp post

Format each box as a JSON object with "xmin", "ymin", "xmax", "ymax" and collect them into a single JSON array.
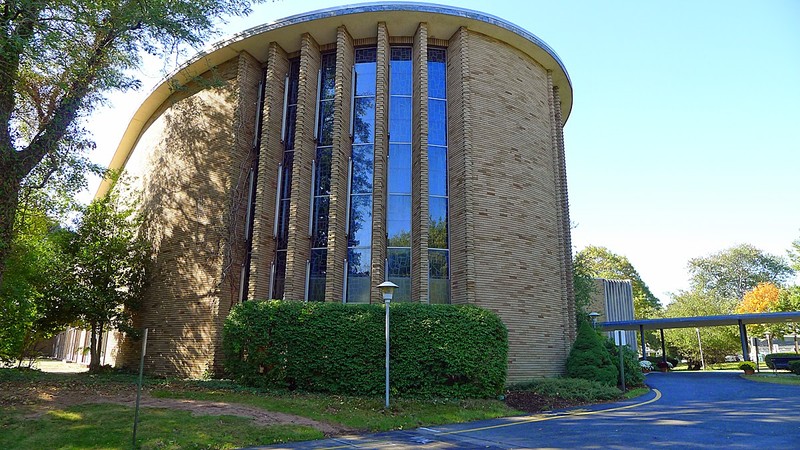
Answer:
[
  {"xmin": 377, "ymin": 281, "xmax": 398, "ymax": 409},
  {"xmin": 588, "ymin": 312, "xmax": 601, "ymax": 329}
]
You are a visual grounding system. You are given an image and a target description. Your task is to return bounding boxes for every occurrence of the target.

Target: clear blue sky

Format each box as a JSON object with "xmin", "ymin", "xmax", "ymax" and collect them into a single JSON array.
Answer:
[{"xmin": 83, "ymin": 0, "xmax": 800, "ymax": 304}]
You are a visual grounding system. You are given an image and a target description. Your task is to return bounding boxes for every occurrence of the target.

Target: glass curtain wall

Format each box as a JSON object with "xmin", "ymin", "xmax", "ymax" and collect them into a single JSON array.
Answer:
[
  {"xmin": 386, "ymin": 47, "xmax": 413, "ymax": 302},
  {"xmin": 427, "ymin": 48, "xmax": 450, "ymax": 304},
  {"xmin": 309, "ymin": 52, "xmax": 336, "ymax": 301},
  {"xmin": 346, "ymin": 48, "xmax": 377, "ymax": 303},
  {"xmin": 273, "ymin": 58, "xmax": 300, "ymax": 299}
]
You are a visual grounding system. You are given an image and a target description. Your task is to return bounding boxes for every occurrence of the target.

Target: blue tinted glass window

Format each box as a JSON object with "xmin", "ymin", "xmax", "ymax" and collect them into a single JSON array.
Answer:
[
  {"xmin": 312, "ymin": 197, "xmax": 330, "ymax": 248},
  {"xmin": 389, "ymin": 97, "xmax": 412, "ymax": 142},
  {"xmin": 309, "ymin": 249, "xmax": 327, "ymax": 302},
  {"xmin": 354, "ymin": 63, "xmax": 376, "ymax": 96},
  {"xmin": 387, "ymin": 195, "xmax": 411, "ymax": 247},
  {"xmin": 428, "ymin": 99, "xmax": 447, "ymax": 146},
  {"xmin": 318, "ymin": 100, "xmax": 334, "ymax": 146},
  {"xmin": 388, "ymin": 144, "xmax": 411, "ymax": 194},
  {"xmin": 428, "ymin": 197, "xmax": 448, "ymax": 249},
  {"xmin": 351, "ymin": 144, "xmax": 374, "ymax": 194},
  {"xmin": 353, "ymin": 97, "xmax": 375, "ymax": 144},
  {"xmin": 348, "ymin": 194, "xmax": 372, "ymax": 248},
  {"xmin": 320, "ymin": 53, "xmax": 336, "ymax": 100},
  {"xmin": 428, "ymin": 249, "xmax": 449, "ymax": 304},
  {"xmin": 390, "ymin": 47, "xmax": 412, "ymax": 96},
  {"xmin": 314, "ymin": 148, "xmax": 332, "ymax": 196},
  {"xmin": 388, "ymin": 248, "xmax": 411, "ymax": 302},
  {"xmin": 428, "ymin": 146, "xmax": 447, "ymax": 196}
]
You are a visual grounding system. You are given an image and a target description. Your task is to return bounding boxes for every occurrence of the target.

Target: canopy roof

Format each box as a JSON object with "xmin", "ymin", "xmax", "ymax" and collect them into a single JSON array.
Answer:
[{"xmin": 599, "ymin": 311, "xmax": 800, "ymax": 331}]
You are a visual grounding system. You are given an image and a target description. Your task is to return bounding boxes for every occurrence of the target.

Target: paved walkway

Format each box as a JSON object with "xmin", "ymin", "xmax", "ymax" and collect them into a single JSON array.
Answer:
[{"xmin": 253, "ymin": 371, "xmax": 800, "ymax": 449}]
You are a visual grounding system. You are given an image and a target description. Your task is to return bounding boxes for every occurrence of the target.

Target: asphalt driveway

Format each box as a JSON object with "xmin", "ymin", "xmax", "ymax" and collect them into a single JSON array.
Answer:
[{"xmin": 256, "ymin": 371, "xmax": 800, "ymax": 449}]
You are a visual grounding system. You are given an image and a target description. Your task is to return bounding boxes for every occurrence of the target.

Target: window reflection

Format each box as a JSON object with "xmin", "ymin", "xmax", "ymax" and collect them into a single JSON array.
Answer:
[
  {"xmin": 347, "ymin": 47, "xmax": 377, "ymax": 303},
  {"xmin": 428, "ymin": 47, "xmax": 449, "ymax": 304}
]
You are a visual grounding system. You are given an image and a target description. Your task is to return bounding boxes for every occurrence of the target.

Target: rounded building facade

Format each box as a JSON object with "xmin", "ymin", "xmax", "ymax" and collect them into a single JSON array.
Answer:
[{"xmin": 107, "ymin": 3, "xmax": 576, "ymax": 382}]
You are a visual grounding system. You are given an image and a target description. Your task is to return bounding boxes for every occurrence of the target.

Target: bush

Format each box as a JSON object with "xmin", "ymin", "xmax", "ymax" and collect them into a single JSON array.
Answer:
[
  {"xmin": 764, "ymin": 353, "xmax": 799, "ymax": 370},
  {"xmin": 565, "ymin": 321, "xmax": 618, "ymax": 386},
  {"xmin": 646, "ymin": 355, "xmax": 679, "ymax": 367},
  {"xmin": 738, "ymin": 361, "xmax": 756, "ymax": 371},
  {"xmin": 507, "ymin": 377, "xmax": 621, "ymax": 402},
  {"xmin": 639, "ymin": 360, "xmax": 653, "ymax": 371},
  {"xmin": 604, "ymin": 338, "xmax": 645, "ymax": 387},
  {"xmin": 223, "ymin": 300, "xmax": 508, "ymax": 398},
  {"xmin": 788, "ymin": 360, "xmax": 800, "ymax": 376}
]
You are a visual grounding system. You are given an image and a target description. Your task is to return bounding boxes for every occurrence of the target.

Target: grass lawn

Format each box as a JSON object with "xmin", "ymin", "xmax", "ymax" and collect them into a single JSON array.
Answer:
[
  {"xmin": 1, "ymin": 366, "xmax": 648, "ymax": 449},
  {"xmin": 742, "ymin": 373, "xmax": 800, "ymax": 385}
]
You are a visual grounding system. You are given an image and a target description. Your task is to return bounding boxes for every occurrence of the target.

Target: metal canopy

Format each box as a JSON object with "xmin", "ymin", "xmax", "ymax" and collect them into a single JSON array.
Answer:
[{"xmin": 598, "ymin": 311, "xmax": 800, "ymax": 332}]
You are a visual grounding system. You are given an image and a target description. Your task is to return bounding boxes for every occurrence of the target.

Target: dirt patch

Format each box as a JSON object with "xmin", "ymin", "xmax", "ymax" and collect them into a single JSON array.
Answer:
[
  {"xmin": 503, "ymin": 391, "xmax": 596, "ymax": 413},
  {"xmin": 0, "ymin": 381, "xmax": 350, "ymax": 436}
]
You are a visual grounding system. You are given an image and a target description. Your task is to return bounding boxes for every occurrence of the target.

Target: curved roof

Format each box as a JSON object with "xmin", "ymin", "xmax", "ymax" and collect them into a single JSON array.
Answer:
[{"xmin": 98, "ymin": 2, "xmax": 572, "ymax": 197}]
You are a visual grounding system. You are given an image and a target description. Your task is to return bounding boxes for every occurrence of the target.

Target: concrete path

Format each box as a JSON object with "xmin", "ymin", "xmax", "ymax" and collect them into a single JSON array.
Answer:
[{"xmin": 255, "ymin": 371, "xmax": 800, "ymax": 449}]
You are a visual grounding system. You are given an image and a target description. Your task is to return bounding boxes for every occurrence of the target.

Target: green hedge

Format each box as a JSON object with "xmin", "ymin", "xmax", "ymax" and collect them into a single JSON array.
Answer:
[
  {"xmin": 764, "ymin": 353, "xmax": 800, "ymax": 370},
  {"xmin": 223, "ymin": 300, "xmax": 508, "ymax": 398}
]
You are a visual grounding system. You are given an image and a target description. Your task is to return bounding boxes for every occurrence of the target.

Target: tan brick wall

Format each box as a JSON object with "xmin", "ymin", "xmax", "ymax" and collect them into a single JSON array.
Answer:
[
  {"xmin": 463, "ymin": 30, "xmax": 572, "ymax": 382},
  {"xmin": 447, "ymin": 27, "xmax": 476, "ymax": 306},
  {"xmin": 285, "ymin": 34, "xmax": 320, "ymax": 300},
  {"xmin": 411, "ymin": 23, "xmax": 430, "ymax": 303},
  {"xmin": 325, "ymin": 26, "xmax": 354, "ymax": 302},
  {"xmin": 249, "ymin": 43, "xmax": 288, "ymax": 300},
  {"xmin": 115, "ymin": 53, "xmax": 259, "ymax": 377}
]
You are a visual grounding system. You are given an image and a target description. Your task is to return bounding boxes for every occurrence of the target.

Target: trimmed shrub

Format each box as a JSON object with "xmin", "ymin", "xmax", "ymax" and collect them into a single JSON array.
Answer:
[
  {"xmin": 738, "ymin": 361, "xmax": 756, "ymax": 371},
  {"xmin": 604, "ymin": 338, "xmax": 645, "ymax": 387},
  {"xmin": 788, "ymin": 360, "xmax": 800, "ymax": 375},
  {"xmin": 507, "ymin": 377, "xmax": 621, "ymax": 402},
  {"xmin": 764, "ymin": 353, "xmax": 799, "ymax": 370},
  {"xmin": 565, "ymin": 321, "xmax": 618, "ymax": 386},
  {"xmin": 223, "ymin": 300, "xmax": 508, "ymax": 398}
]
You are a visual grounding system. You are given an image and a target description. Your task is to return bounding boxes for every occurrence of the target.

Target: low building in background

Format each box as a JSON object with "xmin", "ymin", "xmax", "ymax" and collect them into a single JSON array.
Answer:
[{"xmin": 589, "ymin": 278, "xmax": 638, "ymax": 353}]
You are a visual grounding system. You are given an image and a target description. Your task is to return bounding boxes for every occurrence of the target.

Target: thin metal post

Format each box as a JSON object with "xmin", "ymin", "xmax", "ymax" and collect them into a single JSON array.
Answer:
[
  {"xmin": 385, "ymin": 298, "xmax": 390, "ymax": 408},
  {"xmin": 132, "ymin": 328, "xmax": 148, "ymax": 447},
  {"xmin": 696, "ymin": 328, "xmax": 705, "ymax": 370},
  {"xmin": 639, "ymin": 324, "xmax": 646, "ymax": 359},
  {"xmin": 618, "ymin": 330, "xmax": 625, "ymax": 391},
  {"xmin": 660, "ymin": 329, "xmax": 666, "ymax": 363}
]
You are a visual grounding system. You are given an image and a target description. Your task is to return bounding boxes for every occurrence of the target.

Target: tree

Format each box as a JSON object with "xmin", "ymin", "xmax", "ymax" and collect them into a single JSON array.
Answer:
[
  {"xmin": 565, "ymin": 320, "xmax": 618, "ymax": 387},
  {"xmin": 735, "ymin": 282, "xmax": 782, "ymax": 339},
  {"xmin": 789, "ymin": 236, "xmax": 800, "ymax": 272},
  {"xmin": 687, "ymin": 244, "xmax": 794, "ymax": 300},
  {"xmin": 575, "ymin": 246, "xmax": 661, "ymax": 318},
  {"xmin": 664, "ymin": 290, "xmax": 740, "ymax": 365},
  {"xmin": 0, "ymin": 0, "xmax": 265, "ymax": 286},
  {"xmin": 68, "ymin": 191, "xmax": 148, "ymax": 372},
  {"xmin": 572, "ymin": 254, "xmax": 596, "ymax": 322},
  {"xmin": 0, "ymin": 206, "xmax": 72, "ymax": 365}
]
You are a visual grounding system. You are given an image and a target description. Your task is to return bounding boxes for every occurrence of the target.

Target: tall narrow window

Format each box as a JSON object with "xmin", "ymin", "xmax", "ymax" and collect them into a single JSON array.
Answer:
[
  {"xmin": 309, "ymin": 52, "xmax": 336, "ymax": 302},
  {"xmin": 346, "ymin": 48, "xmax": 377, "ymax": 303},
  {"xmin": 427, "ymin": 48, "xmax": 449, "ymax": 304},
  {"xmin": 273, "ymin": 58, "xmax": 300, "ymax": 299},
  {"xmin": 386, "ymin": 47, "xmax": 412, "ymax": 302}
]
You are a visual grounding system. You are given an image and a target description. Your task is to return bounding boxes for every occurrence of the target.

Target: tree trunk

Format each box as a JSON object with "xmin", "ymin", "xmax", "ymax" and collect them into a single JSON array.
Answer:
[
  {"xmin": 89, "ymin": 322, "xmax": 99, "ymax": 372},
  {"xmin": 0, "ymin": 154, "xmax": 22, "ymax": 288}
]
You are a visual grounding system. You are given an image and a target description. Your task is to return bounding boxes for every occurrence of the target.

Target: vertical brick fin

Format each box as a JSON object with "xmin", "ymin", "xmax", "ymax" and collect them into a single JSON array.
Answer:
[
  {"xmin": 249, "ymin": 43, "xmax": 288, "ymax": 300},
  {"xmin": 446, "ymin": 27, "xmax": 475, "ymax": 305},
  {"xmin": 285, "ymin": 34, "xmax": 320, "ymax": 300},
  {"xmin": 412, "ymin": 22, "xmax": 429, "ymax": 303},
  {"xmin": 326, "ymin": 26, "xmax": 354, "ymax": 302},
  {"xmin": 213, "ymin": 51, "xmax": 263, "ymax": 374},
  {"xmin": 552, "ymin": 82, "xmax": 576, "ymax": 344},
  {"xmin": 370, "ymin": 22, "xmax": 390, "ymax": 302}
]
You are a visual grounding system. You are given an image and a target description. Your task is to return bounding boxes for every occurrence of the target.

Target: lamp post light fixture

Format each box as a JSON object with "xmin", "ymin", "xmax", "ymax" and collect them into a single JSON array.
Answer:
[
  {"xmin": 377, "ymin": 281, "xmax": 398, "ymax": 409},
  {"xmin": 589, "ymin": 312, "xmax": 601, "ymax": 329}
]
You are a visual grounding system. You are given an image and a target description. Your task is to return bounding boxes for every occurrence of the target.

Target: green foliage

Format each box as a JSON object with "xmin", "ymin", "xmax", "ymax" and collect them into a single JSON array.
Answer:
[
  {"xmin": 0, "ymin": 208, "xmax": 73, "ymax": 364},
  {"xmin": 223, "ymin": 301, "xmax": 508, "ymax": 398},
  {"xmin": 664, "ymin": 290, "xmax": 740, "ymax": 364},
  {"xmin": 604, "ymin": 338, "xmax": 645, "ymax": 387},
  {"xmin": 565, "ymin": 321, "xmax": 618, "ymax": 386},
  {"xmin": 646, "ymin": 355, "xmax": 679, "ymax": 367},
  {"xmin": 507, "ymin": 377, "xmax": 622, "ymax": 402},
  {"xmin": 572, "ymin": 255, "xmax": 596, "ymax": 321},
  {"xmin": 687, "ymin": 244, "xmax": 794, "ymax": 300},
  {"xmin": 66, "ymin": 188, "xmax": 149, "ymax": 372},
  {"xmin": 738, "ymin": 361, "xmax": 756, "ymax": 371},
  {"xmin": 788, "ymin": 360, "xmax": 800, "ymax": 375},
  {"xmin": 575, "ymin": 246, "xmax": 661, "ymax": 318}
]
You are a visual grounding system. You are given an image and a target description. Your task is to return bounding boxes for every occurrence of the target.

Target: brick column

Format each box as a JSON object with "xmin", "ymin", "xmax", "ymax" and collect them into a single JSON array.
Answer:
[
  {"xmin": 411, "ymin": 23, "xmax": 429, "ymax": 303},
  {"xmin": 249, "ymin": 43, "xmax": 288, "ymax": 300},
  {"xmin": 370, "ymin": 22, "xmax": 390, "ymax": 303},
  {"xmin": 325, "ymin": 26, "xmax": 354, "ymax": 302},
  {"xmin": 446, "ymin": 27, "xmax": 475, "ymax": 305},
  {"xmin": 548, "ymin": 73, "xmax": 577, "ymax": 344},
  {"xmin": 285, "ymin": 34, "xmax": 320, "ymax": 300}
]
